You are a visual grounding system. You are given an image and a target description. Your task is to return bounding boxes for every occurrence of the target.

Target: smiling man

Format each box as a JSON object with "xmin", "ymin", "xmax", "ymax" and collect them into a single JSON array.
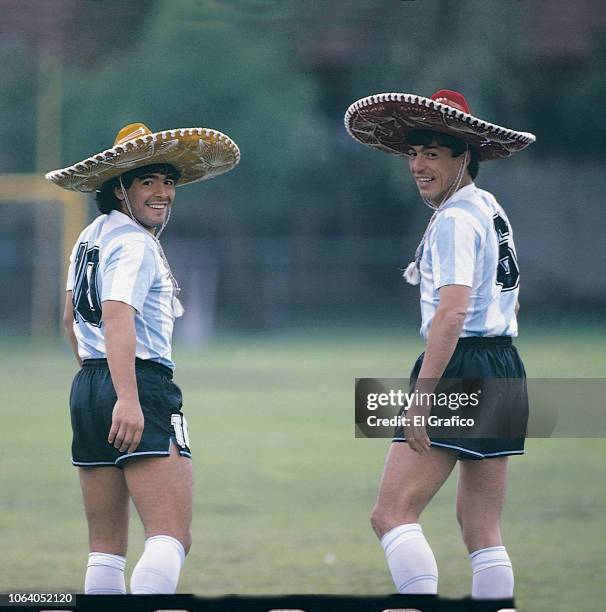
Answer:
[
  {"xmin": 345, "ymin": 90, "xmax": 535, "ymax": 603},
  {"xmin": 46, "ymin": 122, "xmax": 239, "ymax": 595}
]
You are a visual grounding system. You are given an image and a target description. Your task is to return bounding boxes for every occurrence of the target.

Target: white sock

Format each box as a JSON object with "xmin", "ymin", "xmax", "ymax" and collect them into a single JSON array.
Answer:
[
  {"xmin": 84, "ymin": 552, "xmax": 126, "ymax": 594},
  {"xmin": 130, "ymin": 535, "xmax": 186, "ymax": 594},
  {"xmin": 470, "ymin": 545, "xmax": 514, "ymax": 599},
  {"xmin": 380, "ymin": 523, "xmax": 438, "ymax": 594}
]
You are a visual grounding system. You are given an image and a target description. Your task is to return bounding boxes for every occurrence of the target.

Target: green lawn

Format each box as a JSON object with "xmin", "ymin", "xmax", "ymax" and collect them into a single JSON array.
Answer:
[{"xmin": 1, "ymin": 326, "xmax": 604, "ymax": 611}]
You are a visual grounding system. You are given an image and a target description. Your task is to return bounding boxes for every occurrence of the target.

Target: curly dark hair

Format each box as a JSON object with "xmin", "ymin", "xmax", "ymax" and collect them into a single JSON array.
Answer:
[
  {"xmin": 94, "ymin": 163, "xmax": 182, "ymax": 214},
  {"xmin": 403, "ymin": 129, "xmax": 480, "ymax": 180}
]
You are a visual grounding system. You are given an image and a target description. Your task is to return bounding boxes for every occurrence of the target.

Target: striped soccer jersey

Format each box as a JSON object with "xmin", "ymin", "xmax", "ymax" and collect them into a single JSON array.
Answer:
[
  {"xmin": 418, "ymin": 183, "xmax": 520, "ymax": 340},
  {"xmin": 66, "ymin": 210, "xmax": 177, "ymax": 369}
]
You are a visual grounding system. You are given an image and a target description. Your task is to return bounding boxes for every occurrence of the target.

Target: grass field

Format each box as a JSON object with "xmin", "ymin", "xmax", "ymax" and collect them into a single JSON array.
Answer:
[{"xmin": 1, "ymin": 324, "xmax": 605, "ymax": 611}]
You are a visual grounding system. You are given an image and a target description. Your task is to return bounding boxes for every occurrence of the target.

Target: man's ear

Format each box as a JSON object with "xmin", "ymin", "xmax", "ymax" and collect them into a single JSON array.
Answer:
[{"xmin": 113, "ymin": 184, "xmax": 125, "ymax": 201}]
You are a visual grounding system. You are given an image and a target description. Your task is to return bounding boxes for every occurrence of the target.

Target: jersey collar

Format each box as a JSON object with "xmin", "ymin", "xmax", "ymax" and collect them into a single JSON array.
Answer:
[
  {"xmin": 438, "ymin": 182, "xmax": 476, "ymax": 211},
  {"xmin": 109, "ymin": 209, "xmax": 152, "ymax": 234}
]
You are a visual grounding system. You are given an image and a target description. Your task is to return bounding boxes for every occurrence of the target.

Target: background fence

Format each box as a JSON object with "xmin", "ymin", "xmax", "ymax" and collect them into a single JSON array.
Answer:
[{"xmin": 1, "ymin": 157, "xmax": 603, "ymax": 338}]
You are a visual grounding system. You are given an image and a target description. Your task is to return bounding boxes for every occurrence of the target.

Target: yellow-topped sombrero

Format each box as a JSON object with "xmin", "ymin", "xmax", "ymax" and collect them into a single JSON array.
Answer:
[{"xmin": 45, "ymin": 122, "xmax": 240, "ymax": 192}]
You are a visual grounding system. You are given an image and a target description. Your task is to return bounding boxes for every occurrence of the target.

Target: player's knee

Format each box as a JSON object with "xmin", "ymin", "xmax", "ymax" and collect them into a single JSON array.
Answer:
[
  {"xmin": 376, "ymin": 490, "xmax": 425, "ymax": 531},
  {"xmin": 169, "ymin": 530, "xmax": 192, "ymax": 555},
  {"xmin": 370, "ymin": 504, "xmax": 384, "ymax": 536},
  {"xmin": 181, "ymin": 531, "xmax": 192, "ymax": 556},
  {"xmin": 371, "ymin": 503, "xmax": 408, "ymax": 538},
  {"xmin": 456, "ymin": 505, "xmax": 465, "ymax": 530}
]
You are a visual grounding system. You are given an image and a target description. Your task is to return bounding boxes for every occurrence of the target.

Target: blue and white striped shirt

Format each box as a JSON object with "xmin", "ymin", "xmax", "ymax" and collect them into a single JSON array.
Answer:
[
  {"xmin": 66, "ymin": 210, "xmax": 177, "ymax": 369},
  {"xmin": 418, "ymin": 183, "xmax": 520, "ymax": 340}
]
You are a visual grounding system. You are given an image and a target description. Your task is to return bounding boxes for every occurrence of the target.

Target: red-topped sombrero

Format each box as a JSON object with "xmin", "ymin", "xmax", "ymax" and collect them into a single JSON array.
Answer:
[
  {"xmin": 46, "ymin": 122, "xmax": 240, "ymax": 192},
  {"xmin": 344, "ymin": 89, "xmax": 535, "ymax": 161}
]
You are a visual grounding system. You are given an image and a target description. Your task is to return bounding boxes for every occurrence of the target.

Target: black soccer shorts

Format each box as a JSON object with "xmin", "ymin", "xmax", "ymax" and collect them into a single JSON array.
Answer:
[
  {"xmin": 69, "ymin": 358, "xmax": 191, "ymax": 468},
  {"xmin": 393, "ymin": 336, "xmax": 529, "ymax": 460}
]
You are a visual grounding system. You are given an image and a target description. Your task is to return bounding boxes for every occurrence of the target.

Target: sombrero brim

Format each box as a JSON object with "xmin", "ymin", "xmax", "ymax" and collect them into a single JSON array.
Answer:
[
  {"xmin": 344, "ymin": 93, "xmax": 535, "ymax": 161},
  {"xmin": 45, "ymin": 127, "xmax": 240, "ymax": 192}
]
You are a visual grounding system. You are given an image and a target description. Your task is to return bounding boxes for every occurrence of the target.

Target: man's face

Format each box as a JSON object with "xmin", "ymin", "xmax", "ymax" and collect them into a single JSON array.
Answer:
[
  {"xmin": 115, "ymin": 172, "xmax": 176, "ymax": 232},
  {"xmin": 406, "ymin": 142, "xmax": 468, "ymax": 205}
]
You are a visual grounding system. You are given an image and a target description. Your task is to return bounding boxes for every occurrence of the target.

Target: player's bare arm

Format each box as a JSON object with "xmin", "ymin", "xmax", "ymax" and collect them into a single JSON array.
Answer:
[
  {"xmin": 404, "ymin": 284, "xmax": 470, "ymax": 453},
  {"xmin": 62, "ymin": 290, "xmax": 82, "ymax": 367},
  {"xmin": 417, "ymin": 284, "xmax": 470, "ymax": 381},
  {"xmin": 103, "ymin": 299, "xmax": 144, "ymax": 454}
]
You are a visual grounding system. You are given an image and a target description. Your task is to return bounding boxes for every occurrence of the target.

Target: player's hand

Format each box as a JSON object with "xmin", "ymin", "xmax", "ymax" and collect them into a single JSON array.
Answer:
[
  {"xmin": 404, "ymin": 397, "xmax": 431, "ymax": 454},
  {"xmin": 108, "ymin": 398, "xmax": 144, "ymax": 453}
]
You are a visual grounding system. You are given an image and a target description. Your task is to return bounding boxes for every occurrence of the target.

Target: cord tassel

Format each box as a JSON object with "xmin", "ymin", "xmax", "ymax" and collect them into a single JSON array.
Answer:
[
  {"xmin": 403, "ymin": 261, "xmax": 420, "ymax": 285},
  {"xmin": 172, "ymin": 296, "xmax": 184, "ymax": 318}
]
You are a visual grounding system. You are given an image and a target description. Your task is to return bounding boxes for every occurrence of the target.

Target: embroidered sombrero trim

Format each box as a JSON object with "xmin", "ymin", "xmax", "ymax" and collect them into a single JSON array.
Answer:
[{"xmin": 344, "ymin": 93, "xmax": 535, "ymax": 160}]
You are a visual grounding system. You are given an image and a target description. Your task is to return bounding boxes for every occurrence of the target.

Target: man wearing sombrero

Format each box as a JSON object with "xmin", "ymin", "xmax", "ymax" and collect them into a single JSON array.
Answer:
[
  {"xmin": 345, "ymin": 90, "xmax": 534, "ymax": 602},
  {"xmin": 46, "ymin": 122, "xmax": 239, "ymax": 594}
]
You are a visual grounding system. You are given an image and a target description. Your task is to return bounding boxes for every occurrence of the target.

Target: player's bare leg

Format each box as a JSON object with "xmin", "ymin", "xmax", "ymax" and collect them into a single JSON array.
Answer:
[
  {"xmin": 371, "ymin": 443, "xmax": 457, "ymax": 593},
  {"xmin": 124, "ymin": 442, "xmax": 193, "ymax": 549},
  {"xmin": 123, "ymin": 442, "xmax": 193, "ymax": 593},
  {"xmin": 78, "ymin": 467, "xmax": 130, "ymax": 593},
  {"xmin": 457, "ymin": 456, "xmax": 513, "ymax": 599},
  {"xmin": 371, "ymin": 443, "xmax": 457, "ymax": 536},
  {"xmin": 457, "ymin": 456, "xmax": 508, "ymax": 551},
  {"xmin": 79, "ymin": 467, "xmax": 130, "ymax": 553}
]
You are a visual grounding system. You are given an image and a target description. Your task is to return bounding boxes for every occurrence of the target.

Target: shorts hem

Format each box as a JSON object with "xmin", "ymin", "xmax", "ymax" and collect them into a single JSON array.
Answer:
[
  {"xmin": 72, "ymin": 459, "xmax": 116, "ymax": 467},
  {"xmin": 392, "ymin": 438, "xmax": 525, "ymax": 459},
  {"xmin": 481, "ymin": 449, "xmax": 525, "ymax": 457},
  {"xmin": 115, "ymin": 450, "xmax": 171, "ymax": 465},
  {"xmin": 73, "ymin": 441, "xmax": 192, "ymax": 468}
]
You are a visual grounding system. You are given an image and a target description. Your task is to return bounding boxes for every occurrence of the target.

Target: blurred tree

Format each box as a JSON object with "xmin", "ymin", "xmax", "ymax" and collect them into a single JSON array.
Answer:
[
  {"xmin": 0, "ymin": 38, "xmax": 37, "ymax": 172},
  {"xmin": 0, "ymin": 0, "xmax": 155, "ymax": 66},
  {"xmin": 0, "ymin": 0, "xmax": 155, "ymax": 172},
  {"xmin": 61, "ymin": 0, "xmax": 319, "ymax": 232}
]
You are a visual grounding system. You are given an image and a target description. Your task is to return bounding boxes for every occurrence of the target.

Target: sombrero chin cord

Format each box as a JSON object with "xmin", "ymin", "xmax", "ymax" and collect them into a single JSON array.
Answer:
[
  {"xmin": 403, "ymin": 148, "xmax": 470, "ymax": 285},
  {"xmin": 119, "ymin": 177, "xmax": 184, "ymax": 317}
]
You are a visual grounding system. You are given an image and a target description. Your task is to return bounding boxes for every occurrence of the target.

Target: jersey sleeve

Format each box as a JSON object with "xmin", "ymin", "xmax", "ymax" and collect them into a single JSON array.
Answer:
[
  {"xmin": 428, "ymin": 210, "xmax": 482, "ymax": 290},
  {"xmin": 100, "ymin": 236, "xmax": 156, "ymax": 313}
]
